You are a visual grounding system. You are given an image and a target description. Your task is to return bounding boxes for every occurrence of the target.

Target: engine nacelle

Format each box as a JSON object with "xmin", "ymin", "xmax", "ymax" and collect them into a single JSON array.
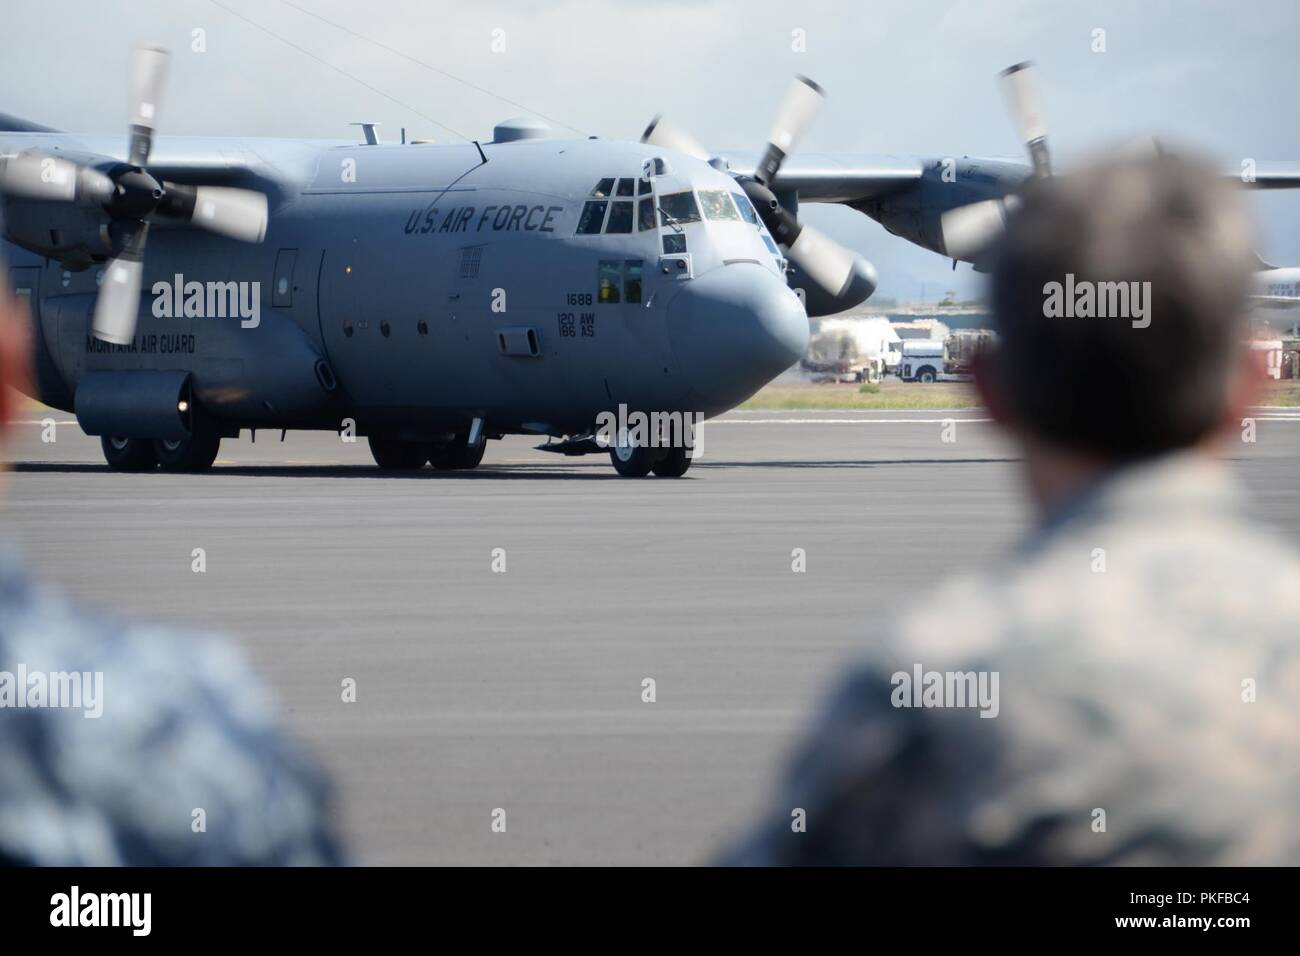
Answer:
[{"xmin": 1, "ymin": 196, "xmax": 111, "ymax": 270}]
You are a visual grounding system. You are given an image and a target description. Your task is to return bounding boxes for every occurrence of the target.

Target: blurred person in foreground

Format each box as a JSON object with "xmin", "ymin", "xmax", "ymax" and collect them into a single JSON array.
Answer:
[
  {"xmin": 0, "ymin": 275, "xmax": 341, "ymax": 865},
  {"xmin": 726, "ymin": 152, "xmax": 1300, "ymax": 865}
]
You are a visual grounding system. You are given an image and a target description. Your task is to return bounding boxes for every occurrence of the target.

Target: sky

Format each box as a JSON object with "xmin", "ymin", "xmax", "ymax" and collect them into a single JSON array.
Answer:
[{"xmin": 3, "ymin": 0, "xmax": 1297, "ymax": 300}]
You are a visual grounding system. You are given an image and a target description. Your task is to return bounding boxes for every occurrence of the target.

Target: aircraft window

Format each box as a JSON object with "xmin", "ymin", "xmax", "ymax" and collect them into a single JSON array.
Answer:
[
  {"xmin": 598, "ymin": 260, "xmax": 622, "ymax": 303},
  {"xmin": 662, "ymin": 234, "xmax": 687, "ymax": 254},
  {"xmin": 638, "ymin": 178, "xmax": 651, "ymax": 195},
  {"xmin": 658, "ymin": 190, "xmax": 700, "ymax": 226},
  {"xmin": 591, "ymin": 178, "xmax": 615, "ymax": 198},
  {"xmin": 380, "ymin": 320, "xmax": 391, "ymax": 337},
  {"xmin": 624, "ymin": 260, "xmax": 643, "ymax": 304},
  {"xmin": 343, "ymin": 319, "xmax": 354, "ymax": 338},
  {"xmin": 606, "ymin": 201, "xmax": 634, "ymax": 234},
  {"xmin": 577, "ymin": 200, "xmax": 608, "ymax": 234},
  {"xmin": 616, "ymin": 178, "xmax": 635, "ymax": 197},
  {"xmin": 761, "ymin": 234, "xmax": 780, "ymax": 255},
  {"xmin": 699, "ymin": 190, "xmax": 741, "ymax": 221},
  {"xmin": 417, "ymin": 319, "xmax": 429, "ymax": 335},
  {"xmin": 732, "ymin": 192, "xmax": 761, "ymax": 225},
  {"xmin": 637, "ymin": 197, "xmax": 656, "ymax": 231}
]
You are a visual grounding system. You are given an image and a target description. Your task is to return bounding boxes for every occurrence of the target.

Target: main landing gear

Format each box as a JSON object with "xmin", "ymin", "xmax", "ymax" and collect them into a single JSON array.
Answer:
[
  {"xmin": 101, "ymin": 429, "xmax": 222, "ymax": 473},
  {"xmin": 367, "ymin": 435, "xmax": 486, "ymax": 471}
]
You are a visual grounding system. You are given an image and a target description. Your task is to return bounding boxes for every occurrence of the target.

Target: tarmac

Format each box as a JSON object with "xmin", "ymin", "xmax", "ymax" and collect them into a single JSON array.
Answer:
[{"xmin": 5, "ymin": 407, "xmax": 1300, "ymax": 863}]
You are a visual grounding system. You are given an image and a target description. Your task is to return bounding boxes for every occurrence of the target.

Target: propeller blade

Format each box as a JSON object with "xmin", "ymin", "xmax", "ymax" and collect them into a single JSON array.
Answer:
[
  {"xmin": 756, "ymin": 75, "xmax": 825, "ymax": 184},
  {"xmin": 92, "ymin": 223, "xmax": 149, "ymax": 345},
  {"xmin": 784, "ymin": 223, "xmax": 869, "ymax": 299},
  {"xmin": 1117, "ymin": 135, "xmax": 1166, "ymax": 158},
  {"xmin": 640, "ymin": 115, "xmax": 710, "ymax": 162},
  {"xmin": 159, "ymin": 184, "xmax": 268, "ymax": 243},
  {"xmin": 128, "ymin": 45, "xmax": 169, "ymax": 167},
  {"xmin": 940, "ymin": 196, "xmax": 1020, "ymax": 261},
  {"xmin": 999, "ymin": 62, "xmax": 1050, "ymax": 178}
]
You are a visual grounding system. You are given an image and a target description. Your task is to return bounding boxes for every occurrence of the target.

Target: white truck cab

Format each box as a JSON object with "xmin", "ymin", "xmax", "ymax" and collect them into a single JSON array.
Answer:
[{"xmin": 897, "ymin": 340, "xmax": 945, "ymax": 383}]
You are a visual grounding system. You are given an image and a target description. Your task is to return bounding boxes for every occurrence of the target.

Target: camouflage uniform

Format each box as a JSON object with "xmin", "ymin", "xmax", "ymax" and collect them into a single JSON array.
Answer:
[
  {"xmin": 0, "ymin": 542, "xmax": 341, "ymax": 865},
  {"xmin": 727, "ymin": 453, "xmax": 1300, "ymax": 865}
]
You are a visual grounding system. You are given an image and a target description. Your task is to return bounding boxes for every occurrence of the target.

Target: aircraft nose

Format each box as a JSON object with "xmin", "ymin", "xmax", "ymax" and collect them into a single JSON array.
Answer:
[{"xmin": 666, "ymin": 262, "xmax": 809, "ymax": 411}]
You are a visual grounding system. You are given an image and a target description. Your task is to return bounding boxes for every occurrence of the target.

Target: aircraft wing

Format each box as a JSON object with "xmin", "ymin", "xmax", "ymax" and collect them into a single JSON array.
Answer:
[
  {"xmin": 0, "ymin": 131, "xmax": 342, "ymax": 197},
  {"xmin": 719, "ymin": 152, "xmax": 1300, "ymax": 201},
  {"xmin": 717, "ymin": 151, "xmax": 925, "ymax": 202}
]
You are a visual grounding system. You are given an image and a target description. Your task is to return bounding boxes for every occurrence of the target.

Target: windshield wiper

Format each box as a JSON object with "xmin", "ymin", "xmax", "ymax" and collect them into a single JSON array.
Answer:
[{"xmin": 657, "ymin": 207, "xmax": 685, "ymax": 234}]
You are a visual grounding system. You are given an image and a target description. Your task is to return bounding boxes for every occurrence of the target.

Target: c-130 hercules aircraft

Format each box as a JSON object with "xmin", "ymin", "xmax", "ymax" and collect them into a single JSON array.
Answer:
[{"xmin": 2, "ymin": 51, "xmax": 1297, "ymax": 476}]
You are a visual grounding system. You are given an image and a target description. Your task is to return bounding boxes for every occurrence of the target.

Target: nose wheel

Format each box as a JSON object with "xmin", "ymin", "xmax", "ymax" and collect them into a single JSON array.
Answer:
[
  {"xmin": 610, "ymin": 440, "xmax": 655, "ymax": 477},
  {"xmin": 651, "ymin": 446, "xmax": 692, "ymax": 478},
  {"xmin": 609, "ymin": 436, "xmax": 693, "ymax": 478}
]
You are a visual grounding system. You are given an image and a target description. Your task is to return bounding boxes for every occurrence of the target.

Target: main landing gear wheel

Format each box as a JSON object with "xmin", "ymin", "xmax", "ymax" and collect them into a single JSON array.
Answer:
[
  {"xmin": 154, "ymin": 432, "xmax": 221, "ymax": 473},
  {"xmin": 651, "ymin": 446, "xmax": 692, "ymax": 478},
  {"xmin": 429, "ymin": 439, "xmax": 485, "ymax": 471},
  {"xmin": 368, "ymin": 436, "xmax": 430, "ymax": 470},
  {"xmin": 101, "ymin": 436, "xmax": 157, "ymax": 472}
]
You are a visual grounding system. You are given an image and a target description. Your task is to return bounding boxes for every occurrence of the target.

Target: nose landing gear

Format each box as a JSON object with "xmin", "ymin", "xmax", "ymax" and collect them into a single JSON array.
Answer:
[{"xmin": 608, "ymin": 434, "xmax": 693, "ymax": 478}]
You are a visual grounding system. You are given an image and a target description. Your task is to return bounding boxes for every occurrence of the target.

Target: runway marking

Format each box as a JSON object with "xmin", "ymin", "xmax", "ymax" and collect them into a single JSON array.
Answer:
[{"xmin": 714, "ymin": 417, "xmax": 993, "ymax": 424}]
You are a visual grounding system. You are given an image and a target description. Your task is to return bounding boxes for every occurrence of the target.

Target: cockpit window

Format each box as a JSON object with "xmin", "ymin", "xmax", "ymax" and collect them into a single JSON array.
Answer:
[
  {"xmin": 732, "ymin": 192, "xmax": 761, "ymax": 225},
  {"xmin": 606, "ymin": 201, "xmax": 633, "ymax": 234},
  {"xmin": 590, "ymin": 178, "xmax": 615, "ymax": 198},
  {"xmin": 699, "ymin": 190, "xmax": 741, "ymax": 221},
  {"xmin": 637, "ymin": 177, "xmax": 652, "ymax": 195},
  {"xmin": 624, "ymin": 260, "xmax": 643, "ymax": 303},
  {"xmin": 637, "ymin": 197, "xmax": 656, "ymax": 231},
  {"xmin": 577, "ymin": 200, "xmax": 607, "ymax": 234},
  {"xmin": 658, "ymin": 191, "xmax": 700, "ymax": 226},
  {"xmin": 616, "ymin": 177, "xmax": 636, "ymax": 197}
]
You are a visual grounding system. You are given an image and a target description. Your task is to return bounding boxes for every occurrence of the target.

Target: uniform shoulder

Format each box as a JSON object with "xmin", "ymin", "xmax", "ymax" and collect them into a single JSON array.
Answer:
[{"xmin": 0, "ymin": 569, "xmax": 340, "ymax": 865}]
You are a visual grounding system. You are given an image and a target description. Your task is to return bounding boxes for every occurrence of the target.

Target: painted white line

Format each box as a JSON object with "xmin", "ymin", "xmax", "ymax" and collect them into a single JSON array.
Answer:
[
  {"xmin": 713, "ymin": 417, "xmax": 993, "ymax": 425},
  {"xmin": 728, "ymin": 407, "xmax": 981, "ymax": 414}
]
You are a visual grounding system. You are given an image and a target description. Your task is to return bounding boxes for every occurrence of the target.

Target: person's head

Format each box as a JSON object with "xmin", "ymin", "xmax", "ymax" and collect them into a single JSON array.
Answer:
[{"xmin": 976, "ymin": 151, "xmax": 1260, "ymax": 507}]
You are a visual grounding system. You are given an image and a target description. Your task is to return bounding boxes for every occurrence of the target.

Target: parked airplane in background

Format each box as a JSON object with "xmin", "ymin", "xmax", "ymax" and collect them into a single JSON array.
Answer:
[
  {"xmin": 1251, "ymin": 256, "xmax": 1300, "ymax": 333},
  {"xmin": 2, "ymin": 52, "xmax": 1297, "ymax": 476}
]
